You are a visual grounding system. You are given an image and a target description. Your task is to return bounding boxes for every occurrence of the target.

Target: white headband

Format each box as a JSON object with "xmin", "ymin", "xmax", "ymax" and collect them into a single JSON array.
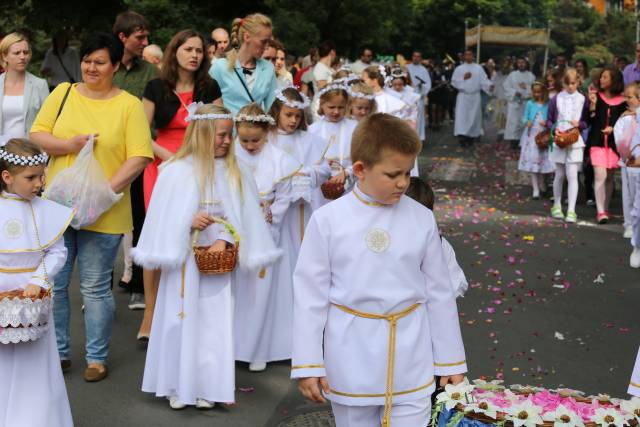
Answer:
[
  {"xmin": 333, "ymin": 75, "xmax": 360, "ymax": 86},
  {"xmin": 234, "ymin": 113, "xmax": 276, "ymax": 126},
  {"xmin": 317, "ymin": 83, "xmax": 349, "ymax": 99},
  {"xmin": 185, "ymin": 102, "xmax": 233, "ymax": 122},
  {"xmin": 347, "ymin": 86, "xmax": 376, "ymax": 101},
  {"xmin": 0, "ymin": 149, "xmax": 48, "ymax": 166},
  {"xmin": 274, "ymin": 85, "xmax": 310, "ymax": 109}
]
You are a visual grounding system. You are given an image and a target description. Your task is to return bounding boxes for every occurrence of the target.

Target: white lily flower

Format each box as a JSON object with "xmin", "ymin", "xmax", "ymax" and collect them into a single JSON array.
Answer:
[
  {"xmin": 552, "ymin": 387, "xmax": 585, "ymax": 398},
  {"xmin": 511, "ymin": 384, "xmax": 545, "ymax": 394},
  {"xmin": 435, "ymin": 378, "xmax": 475, "ymax": 410},
  {"xmin": 591, "ymin": 407, "xmax": 628, "ymax": 427},
  {"xmin": 620, "ymin": 398, "xmax": 640, "ymax": 422},
  {"xmin": 546, "ymin": 404, "xmax": 585, "ymax": 427},
  {"xmin": 465, "ymin": 401, "xmax": 499, "ymax": 420},
  {"xmin": 507, "ymin": 400, "xmax": 544, "ymax": 427}
]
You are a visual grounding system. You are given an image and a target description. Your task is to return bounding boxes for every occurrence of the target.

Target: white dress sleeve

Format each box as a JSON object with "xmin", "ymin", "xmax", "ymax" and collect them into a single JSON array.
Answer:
[
  {"xmin": 29, "ymin": 238, "xmax": 67, "ymax": 290},
  {"xmin": 421, "ymin": 212, "xmax": 468, "ymax": 376},
  {"xmin": 441, "ymin": 237, "xmax": 468, "ymax": 298},
  {"xmin": 291, "ymin": 213, "xmax": 331, "ymax": 379}
]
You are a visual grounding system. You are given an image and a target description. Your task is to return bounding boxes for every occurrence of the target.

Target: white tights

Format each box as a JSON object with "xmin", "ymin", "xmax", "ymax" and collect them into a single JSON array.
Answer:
[
  {"xmin": 553, "ymin": 162, "xmax": 580, "ymax": 213},
  {"xmin": 530, "ymin": 173, "xmax": 547, "ymax": 197},
  {"xmin": 594, "ymin": 166, "xmax": 614, "ymax": 214}
]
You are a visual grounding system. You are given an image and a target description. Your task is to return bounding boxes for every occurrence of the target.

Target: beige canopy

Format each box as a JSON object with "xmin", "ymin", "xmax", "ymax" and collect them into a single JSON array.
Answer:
[{"xmin": 465, "ymin": 25, "xmax": 549, "ymax": 47}]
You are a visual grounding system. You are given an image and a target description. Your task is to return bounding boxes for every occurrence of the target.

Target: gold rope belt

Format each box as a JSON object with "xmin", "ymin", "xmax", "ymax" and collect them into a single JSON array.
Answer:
[
  {"xmin": 0, "ymin": 266, "xmax": 38, "ymax": 273},
  {"xmin": 333, "ymin": 302, "xmax": 421, "ymax": 427}
]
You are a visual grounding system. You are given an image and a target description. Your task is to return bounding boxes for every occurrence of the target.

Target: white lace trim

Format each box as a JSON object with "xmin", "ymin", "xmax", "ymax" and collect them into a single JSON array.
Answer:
[
  {"xmin": 0, "ymin": 324, "xmax": 48, "ymax": 344},
  {"xmin": 0, "ymin": 295, "xmax": 51, "ymax": 328}
]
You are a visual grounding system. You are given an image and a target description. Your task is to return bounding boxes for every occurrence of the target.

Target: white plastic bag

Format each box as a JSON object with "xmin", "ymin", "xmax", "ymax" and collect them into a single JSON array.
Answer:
[{"xmin": 44, "ymin": 135, "xmax": 122, "ymax": 229}]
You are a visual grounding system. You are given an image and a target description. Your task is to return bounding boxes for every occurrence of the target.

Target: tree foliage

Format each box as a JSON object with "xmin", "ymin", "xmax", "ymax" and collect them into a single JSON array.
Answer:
[{"xmin": 0, "ymin": 0, "xmax": 637, "ymax": 64}]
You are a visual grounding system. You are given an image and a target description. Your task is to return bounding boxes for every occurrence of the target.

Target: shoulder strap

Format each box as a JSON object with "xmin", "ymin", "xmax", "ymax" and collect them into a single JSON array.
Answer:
[
  {"xmin": 233, "ymin": 68, "xmax": 255, "ymax": 103},
  {"xmin": 55, "ymin": 83, "xmax": 73, "ymax": 123}
]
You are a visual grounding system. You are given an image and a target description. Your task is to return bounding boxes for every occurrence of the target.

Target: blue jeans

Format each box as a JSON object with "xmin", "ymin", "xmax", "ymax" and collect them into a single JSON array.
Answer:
[{"xmin": 53, "ymin": 228, "xmax": 122, "ymax": 365}]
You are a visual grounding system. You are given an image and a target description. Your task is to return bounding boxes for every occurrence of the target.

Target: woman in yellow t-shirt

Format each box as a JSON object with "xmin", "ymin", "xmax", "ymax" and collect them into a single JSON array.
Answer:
[{"xmin": 30, "ymin": 32, "xmax": 153, "ymax": 383}]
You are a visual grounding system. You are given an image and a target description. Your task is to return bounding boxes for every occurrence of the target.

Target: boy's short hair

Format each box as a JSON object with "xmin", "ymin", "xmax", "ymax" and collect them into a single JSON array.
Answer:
[
  {"xmin": 351, "ymin": 113, "xmax": 421, "ymax": 166},
  {"xmin": 405, "ymin": 177, "xmax": 434, "ymax": 210}
]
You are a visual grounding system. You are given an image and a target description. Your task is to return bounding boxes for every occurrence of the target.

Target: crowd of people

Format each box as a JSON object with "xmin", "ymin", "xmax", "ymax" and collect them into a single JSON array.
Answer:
[
  {"xmin": 0, "ymin": 9, "xmax": 639, "ymax": 427},
  {"xmin": 446, "ymin": 47, "xmax": 640, "ymax": 268}
]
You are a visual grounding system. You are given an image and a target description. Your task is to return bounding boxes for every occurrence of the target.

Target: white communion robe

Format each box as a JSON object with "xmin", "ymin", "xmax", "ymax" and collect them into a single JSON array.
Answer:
[
  {"xmin": 132, "ymin": 157, "xmax": 281, "ymax": 405},
  {"xmin": 308, "ymin": 117, "xmax": 358, "ymax": 208},
  {"xmin": 386, "ymin": 87, "xmax": 422, "ymax": 176},
  {"xmin": 234, "ymin": 141, "xmax": 301, "ymax": 364},
  {"xmin": 269, "ymin": 130, "xmax": 331, "ymax": 269},
  {"xmin": 451, "ymin": 62, "xmax": 492, "ymax": 138},
  {"xmin": 407, "ymin": 63, "xmax": 432, "ymax": 142},
  {"xmin": 291, "ymin": 186, "xmax": 467, "ymax": 408},
  {"xmin": 0, "ymin": 193, "xmax": 74, "ymax": 427},
  {"xmin": 503, "ymin": 70, "xmax": 535, "ymax": 140}
]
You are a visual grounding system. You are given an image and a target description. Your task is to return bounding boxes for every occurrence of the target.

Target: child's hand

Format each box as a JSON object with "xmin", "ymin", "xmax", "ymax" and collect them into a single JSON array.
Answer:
[
  {"xmin": 539, "ymin": 121, "xmax": 547, "ymax": 127},
  {"xmin": 23, "ymin": 284, "xmax": 43, "ymax": 298},
  {"xmin": 206, "ymin": 239, "xmax": 228, "ymax": 253},
  {"xmin": 602, "ymin": 126, "xmax": 613, "ymax": 135},
  {"xmin": 298, "ymin": 377, "xmax": 330, "ymax": 403},
  {"xmin": 328, "ymin": 170, "xmax": 346, "ymax": 185},
  {"xmin": 192, "ymin": 212, "xmax": 214, "ymax": 231},
  {"xmin": 570, "ymin": 120, "xmax": 579, "ymax": 127},
  {"xmin": 526, "ymin": 120, "xmax": 533, "ymax": 128},
  {"xmin": 439, "ymin": 374, "xmax": 466, "ymax": 387}
]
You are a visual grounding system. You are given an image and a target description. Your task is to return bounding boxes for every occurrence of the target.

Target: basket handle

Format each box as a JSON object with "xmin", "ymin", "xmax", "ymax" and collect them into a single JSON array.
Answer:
[{"xmin": 191, "ymin": 216, "xmax": 240, "ymax": 249}]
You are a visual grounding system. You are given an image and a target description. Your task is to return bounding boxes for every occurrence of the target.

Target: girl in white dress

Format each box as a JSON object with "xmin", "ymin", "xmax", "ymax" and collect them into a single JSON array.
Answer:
[
  {"xmin": 233, "ymin": 103, "xmax": 300, "ymax": 372},
  {"xmin": 517, "ymin": 81, "xmax": 554, "ymax": 199},
  {"xmin": 308, "ymin": 84, "xmax": 358, "ymax": 208},
  {"xmin": 0, "ymin": 138, "xmax": 74, "ymax": 427},
  {"xmin": 347, "ymin": 82, "xmax": 377, "ymax": 122},
  {"xmin": 387, "ymin": 67, "xmax": 420, "ymax": 129},
  {"xmin": 132, "ymin": 104, "xmax": 280, "ymax": 410},
  {"xmin": 268, "ymin": 86, "xmax": 331, "ymax": 270},
  {"xmin": 361, "ymin": 65, "xmax": 409, "ymax": 119},
  {"xmin": 547, "ymin": 69, "xmax": 588, "ymax": 224}
]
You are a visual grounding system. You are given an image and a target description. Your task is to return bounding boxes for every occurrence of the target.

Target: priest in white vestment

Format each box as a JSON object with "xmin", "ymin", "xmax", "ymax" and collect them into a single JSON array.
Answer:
[
  {"xmin": 451, "ymin": 50, "xmax": 493, "ymax": 145},
  {"xmin": 503, "ymin": 57, "xmax": 535, "ymax": 147},
  {"xmin": 407, "ymin": 51, "xmax": 432, "ymax": 142}
]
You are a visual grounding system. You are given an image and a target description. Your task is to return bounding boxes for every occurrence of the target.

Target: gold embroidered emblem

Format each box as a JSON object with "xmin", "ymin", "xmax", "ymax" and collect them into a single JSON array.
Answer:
[
  {"xmin": 3, "ymin": 219, "xmax": 23, "ymax": 239},
  {"xmin": 365, "ymin": 228, "xmax": 390, "ymax": 253}
]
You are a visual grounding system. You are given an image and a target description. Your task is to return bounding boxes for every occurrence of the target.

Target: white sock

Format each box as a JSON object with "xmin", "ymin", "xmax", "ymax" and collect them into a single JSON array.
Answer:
[{"xmin": 531, "ymin": 173, "xmax": 540, "ymax": 197}]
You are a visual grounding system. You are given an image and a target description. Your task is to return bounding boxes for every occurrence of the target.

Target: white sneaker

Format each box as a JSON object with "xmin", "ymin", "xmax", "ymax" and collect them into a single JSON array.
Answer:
[
  {"xmin": 624, "ymin": 226, "xmax": 633, "ymax": 239},
  {"xmin": 631, "ymin": 248, "xmax": 640, "ymax": 268},
  {"xmin": 249, "ymin": 362, "xmax": 267, "ymax": 372},
  {"xmin": 196, "ymin": 398, "xmax": 215, "ymax": 409},
  {"xmin": 168, "ymin": 396, "xmax": 186, "ymax": 410}
]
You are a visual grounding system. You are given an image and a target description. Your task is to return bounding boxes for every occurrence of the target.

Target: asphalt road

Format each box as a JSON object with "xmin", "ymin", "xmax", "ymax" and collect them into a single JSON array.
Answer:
[{"xmin": 63, "ymin": 124, "xmax": 639, "ymax": 427}]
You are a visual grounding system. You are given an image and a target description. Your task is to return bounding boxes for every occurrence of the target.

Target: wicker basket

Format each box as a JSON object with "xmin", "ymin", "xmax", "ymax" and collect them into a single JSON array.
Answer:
[
  {"xmin": 0, "ymin": 288, "xmax": 51, "ymax": 344},
  {"xmin": 535, "ymin": 129, "xmax": 550, "ymax": 150},
  {"xmin": 321, "ymin": 181, "xmax": 345, "ymax": 200},
  {"xmin": 192, "ymin": 217, "xmax": 240, "ymax": 275},
  {"xmin": 552, "ymin": 120, "xmax": 580, "ymax": 149},
  {"xmin": 457, "ymin": 403, "xmax": 609, "ymax": 427}
]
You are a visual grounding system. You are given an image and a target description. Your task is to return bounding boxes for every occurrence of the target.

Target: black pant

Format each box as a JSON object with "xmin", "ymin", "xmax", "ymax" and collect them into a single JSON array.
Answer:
[{"xmin": 129, "ymin": 174, "xmax": 146, "ymax": 294}]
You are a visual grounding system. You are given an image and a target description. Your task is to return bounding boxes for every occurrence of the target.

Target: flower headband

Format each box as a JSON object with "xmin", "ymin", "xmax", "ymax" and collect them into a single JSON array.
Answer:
[
  {"xmin": 317, "ymin": 83, "xmax": 349, "ymax": 99},
  {"xmin": 347, "ymin": 86, "xmax": 376, "ymax": 101},
  {"xmin": 0, "ymin": 149, "xmax": 48, "ymax": 166},
  {"xmin": 185, "ymin": 102, "xmax": 233, "ymax": 122},
  {"xmin": 234, "ymin": 113, "xmax": 276, "ymax": 126},
  {"xmin": 274, "ymin": 85, "xmax": 310, "ymax": 109}
]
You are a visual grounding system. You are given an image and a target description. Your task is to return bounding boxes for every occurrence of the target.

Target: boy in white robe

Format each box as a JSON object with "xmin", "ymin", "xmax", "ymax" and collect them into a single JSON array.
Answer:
[
  {"xmin": 291, "ymin": 113, "xmax": 467, "ymax": 427},
  {"xmin": 0, "ymin": 139, "xmax": 74, "ymax": 427}
]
